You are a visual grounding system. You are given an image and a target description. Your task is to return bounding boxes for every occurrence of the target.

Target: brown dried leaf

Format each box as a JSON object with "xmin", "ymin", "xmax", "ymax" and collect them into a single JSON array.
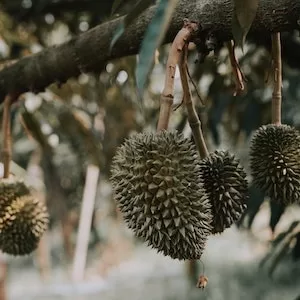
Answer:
[{"xmin": 196, "ymin": 275, "xmax": 208, "ymax": 289}]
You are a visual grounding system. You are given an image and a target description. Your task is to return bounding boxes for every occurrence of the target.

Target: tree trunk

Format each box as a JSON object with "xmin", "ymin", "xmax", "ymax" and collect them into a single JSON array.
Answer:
[
  {"xmin": 61, "ymin": 211, "xmax": 77, "ymax": 261},
  {"xmin": 72, "ymin": 164, "xmax": 100, "ymax": 282},
  {"xmin": 36, "ymin": 234, "xmax": 51, "ymax": 281}
]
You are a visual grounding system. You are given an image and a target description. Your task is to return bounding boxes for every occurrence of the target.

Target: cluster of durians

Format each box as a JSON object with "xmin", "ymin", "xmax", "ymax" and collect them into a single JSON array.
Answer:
[
  {"xmin": 111, "ymin": 130, "xmax": 248, "ymax": 260},
  {"xmin": 0, "ymin": 177, "xmax": 49, "ymax": 256}
]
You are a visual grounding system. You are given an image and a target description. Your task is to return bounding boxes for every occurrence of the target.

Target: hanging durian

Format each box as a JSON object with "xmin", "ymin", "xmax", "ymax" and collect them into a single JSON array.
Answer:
[
  {"xmin": 250, "ymin": 33, "xmax": 300, "ymax": 205},
  {"xmin": 0, "ymin": 178, "xmax": 49, "ymax": 255},
  {"xmin": 200, "ymin": 151, "xmax": 248, "ymax": 234},
  {"xmin": 0, "ymin": 95, "xmax": 49, "ymax": 255},
  {"xmin": 111, "ymin": 130, "xmax": 213, "ymax": 260},
  {"xmin": 250, "ymin": 124, "xmax": 300, "ymax": 204}
]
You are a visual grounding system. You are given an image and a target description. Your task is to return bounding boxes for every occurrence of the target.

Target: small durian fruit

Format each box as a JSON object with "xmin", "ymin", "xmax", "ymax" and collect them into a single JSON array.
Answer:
[
  {"xmin": 250, "ymin": 124, "xmax": 300, "ymax": 204},
  {"xmin": 0, "ymin": 178, "xmax": 49, "ymax": 255},
  {"xmin": 111, "ymin": 131, "xmax": 212, "ymax": 260},
  {"xmin": 200, "ymin": 151, "xmax": 248, "ymax": 234}
]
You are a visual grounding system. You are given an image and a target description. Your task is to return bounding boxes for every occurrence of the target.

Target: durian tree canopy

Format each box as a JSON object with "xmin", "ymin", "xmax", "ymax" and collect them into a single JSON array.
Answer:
[{"xmin": 0, "ymin": 0, "xmax": 299, "ymax": 100}]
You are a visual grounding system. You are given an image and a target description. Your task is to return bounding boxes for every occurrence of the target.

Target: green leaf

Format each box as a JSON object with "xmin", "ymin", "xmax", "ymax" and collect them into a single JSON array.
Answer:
[
  {"xmin": 136, "ymin": 0, "xmax": 179, "ymax": 97},
  {"xmin": 232, "ymin": 0, "xmax": 259, "ymax": 49},
  {"xmin": 110, "ymin": 26, "xmax": 126, "ymax": 50},
  {"xmin": 110, "ymin": 0, "xmax": 153, "ymax": 49}
]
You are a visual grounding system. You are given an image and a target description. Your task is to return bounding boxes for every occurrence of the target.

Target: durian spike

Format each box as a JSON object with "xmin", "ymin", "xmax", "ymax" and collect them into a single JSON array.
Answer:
[
  {"xmin": 271, "ymin": 32, "xmax": 282, "ymax": 126},
  {"xmin": 178, "ymin": 44, "xmax": 209, "ymax": 158},
  {"xmin": 1, "ymin": 95, "xmax": 12, "ymax": 178},
  {"xmin": 157, "ymin": 19, "xmax": 199, "ymax": 132}
]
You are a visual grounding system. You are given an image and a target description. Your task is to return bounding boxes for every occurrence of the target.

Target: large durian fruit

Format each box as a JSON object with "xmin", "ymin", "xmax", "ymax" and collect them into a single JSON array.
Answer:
[
  {"xmin": 111, "ymin": 130, "xmax": 213, "ymax": 260},
  {"xmin": 200, "ymin": 151, "xmax": 248, "ymax": 234},
  {"xmin": 250, "ymin": 124, "xmax": 300, "ymax": 204},
  {"xmin": 0, "ymin": 178, "xmax": 49, "ymax": 255}
]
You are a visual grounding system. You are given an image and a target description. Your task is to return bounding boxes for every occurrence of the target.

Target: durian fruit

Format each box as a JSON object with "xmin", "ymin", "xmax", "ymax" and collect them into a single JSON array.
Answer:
[
  {"xmin": 111, "ymin": 131, "xmax": 213, "ymax": 260},
  {"xmin": 0, "ymin": 178, "xmax": 49, "ymax": 255},
  {"xmin": 250, "ymin": 124, "xmax": 300, "ymax": 204},
  {"xmin": 200, "ymin": 150, "xmax": 248, "ymax": 234}
]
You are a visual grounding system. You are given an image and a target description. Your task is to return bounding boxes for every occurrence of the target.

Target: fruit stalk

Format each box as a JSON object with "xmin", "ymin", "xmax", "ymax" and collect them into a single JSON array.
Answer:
[
  {"xmin": 178, "ymin": 40, "xmax": 210, "ymax": 283},
  {"xmin": 271, "ymin": 32, "xmax": 282, "ymax": 126},
  {"xmin": 157, "ymin": 20, "xmax": 198, "ymax": 131},
  {"xmin": 1, "ymin": 95, "xmax": 12, "ymax": 179},
  {"xmin": 178, "ymin": 44, "xmax": 209, "ymax": 158}
]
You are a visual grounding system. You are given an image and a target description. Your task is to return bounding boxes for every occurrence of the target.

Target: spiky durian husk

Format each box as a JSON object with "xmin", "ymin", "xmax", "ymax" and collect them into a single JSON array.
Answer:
[
  {"xmin": 0, "ymin": 178, "xmax": 31, "ymax": 203},
  {"xmin": 250, "ymin": 124, "xmax": 300, "ymax": 204},
  {"xmin": 200, "ymin": 151, "xmax": 248, "ymax": 234},
  {"xmin": 0, "ymin": 178, "xmax": 49, "ymax": 255},
  {"xmin": 111, "ymin": 131, "xmax": 212, "ymax": 260}
]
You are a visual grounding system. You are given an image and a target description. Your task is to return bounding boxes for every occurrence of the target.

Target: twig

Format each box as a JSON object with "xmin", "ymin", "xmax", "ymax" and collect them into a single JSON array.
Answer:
[
  {"xmin": 178, "ymin": 44, "xmax": 209, "ymax": 158},
  {"xmin": 173, "ymin": 98, "xmax": 184, "ymax": 111},
  {"xmin": 186, "ymin": 66, "xmax": 205, "ymax": 106},
  {"xmin": 157, "ymin": 19, "xmax": 198, "ymax": 131},
  {"xmin": 1, "ymin": 95, "xmax": 12, "ymax": 178},
  {"xmin": 226, "ymin": 40, "xmax": 245, "ymax": 96},
  {"xmin": 271, "ymin": 32, "xmax": 282, "ymax": 125}
]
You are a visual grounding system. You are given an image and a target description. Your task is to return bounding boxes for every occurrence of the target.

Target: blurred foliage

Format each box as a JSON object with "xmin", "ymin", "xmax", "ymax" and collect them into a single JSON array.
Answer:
[
  {"xmin": 0, "ymin": 0, "xmax": 299, "ymax": 270},
  {"xmin": 135, "ymin": 0, "xmax": 178, "ymax": 95},
  {"xmin": 260, "ymin": 221, "xmax": 300, "ymax": 276},
  {"xmin": 110, "ymin": 0, "xmax": 154, "ymax": 48}
]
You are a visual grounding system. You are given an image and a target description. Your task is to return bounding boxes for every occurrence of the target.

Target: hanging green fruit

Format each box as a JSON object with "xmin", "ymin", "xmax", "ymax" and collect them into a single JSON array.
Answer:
[
  {"xmin": 200, "ymin": 150, "xmax": 248, "ymax": 234},
  {"xmin": 111, "ymin": 130, "xmax": 213, "ymax": 260},
  {"xmin": 250, "ymin": 124, "xmax": 300, "ymax": 205},
  {"xmin": 0, "ymin": 178, "xmax": 49, "ymax": 255}
]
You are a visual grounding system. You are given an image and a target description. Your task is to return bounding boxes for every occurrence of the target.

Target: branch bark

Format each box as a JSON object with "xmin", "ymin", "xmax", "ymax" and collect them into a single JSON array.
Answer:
[{"xmin": 0, "ymin": 0, "xmax": 299, "ymax": 101}]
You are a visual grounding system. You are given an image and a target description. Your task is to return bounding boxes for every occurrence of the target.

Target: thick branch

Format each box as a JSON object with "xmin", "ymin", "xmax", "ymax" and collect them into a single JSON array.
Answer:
[
  {"xmin": 271, "ymin": 33, "xmax": 282, "ymax": 125},
  {"xmin": 1, "ymin": 95, "xmax": 12, "ymax": 178},
  {"xmin": 0, "ymin": 0, "xmax": 299, "ymax": 101}
]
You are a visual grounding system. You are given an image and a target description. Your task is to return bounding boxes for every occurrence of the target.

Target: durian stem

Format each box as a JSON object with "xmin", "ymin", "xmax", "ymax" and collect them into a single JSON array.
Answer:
[
  {"xmin": 1, "ymin": 95, "xmax": 12, "ymax": 179},
  {"xmin": 271, "ymin": 32, "xmax": 282, "ymax": 126},
  {"xmin": 178, "ymin": 44, "xmax": 209, "ymax": 158},
  {"xmin": 157, "ymin": 95, "xmax": 173, "ymax": 131},
  {"xmin": 157, "ymin": 20, "xmax": 199, "ymax": 131}
]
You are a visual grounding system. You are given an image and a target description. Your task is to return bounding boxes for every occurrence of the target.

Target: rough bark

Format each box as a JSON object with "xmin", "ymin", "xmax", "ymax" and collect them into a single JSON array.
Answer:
[{"xmin": 0, "ymin": 0, "xmax": 299, "ymax": 101}]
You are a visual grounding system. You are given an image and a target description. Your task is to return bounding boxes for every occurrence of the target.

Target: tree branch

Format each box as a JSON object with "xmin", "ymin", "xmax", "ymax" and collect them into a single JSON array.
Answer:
[{"xmin": 0, "ymin": 0, "xmax": 299, "ymax": 101}]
